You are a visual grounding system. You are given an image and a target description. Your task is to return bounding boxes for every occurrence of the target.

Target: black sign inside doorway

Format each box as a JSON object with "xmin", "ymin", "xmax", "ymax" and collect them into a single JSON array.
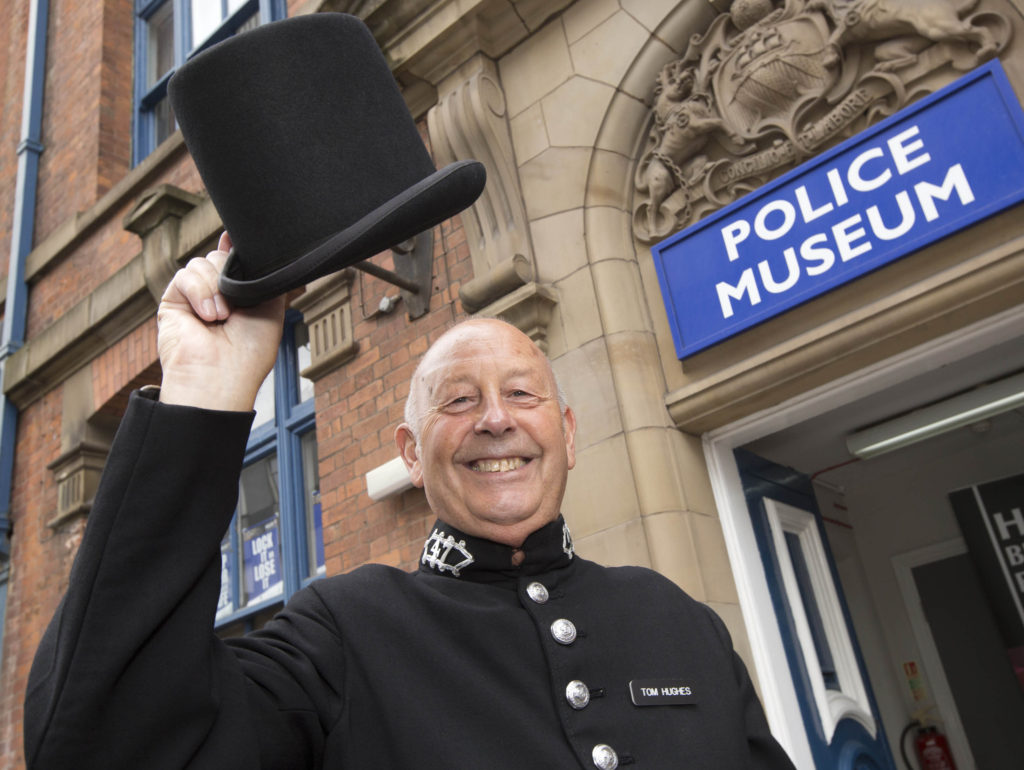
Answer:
[{"xmin": 949, "ymin": 473, "xmax": 1024, "ymax": 692}]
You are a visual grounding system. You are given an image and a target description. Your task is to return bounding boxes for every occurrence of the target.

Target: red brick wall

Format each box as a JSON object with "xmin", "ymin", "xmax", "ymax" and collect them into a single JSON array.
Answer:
[
  {"xmin": 0, "ymin": 390, "xmax": 67, "ymax": 768},
  {"xmin": 0, "ymin": 4, "xmax": 477, "ymax": 767},
  {"xmin": 0, "ymin": 2, "xmax": 31, "ymax": 286}
]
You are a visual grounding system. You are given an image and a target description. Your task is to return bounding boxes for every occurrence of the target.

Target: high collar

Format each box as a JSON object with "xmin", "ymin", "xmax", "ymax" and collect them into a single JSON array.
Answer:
[{"xmin": 417, "ymin": 516, "xmax": 574, "ymax": 586}]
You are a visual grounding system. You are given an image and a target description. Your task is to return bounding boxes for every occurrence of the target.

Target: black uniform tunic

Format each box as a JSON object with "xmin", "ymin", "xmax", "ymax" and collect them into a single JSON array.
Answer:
[{"xmin": 25, "ymin": 391, "xmax": 796, "ymax": 769}]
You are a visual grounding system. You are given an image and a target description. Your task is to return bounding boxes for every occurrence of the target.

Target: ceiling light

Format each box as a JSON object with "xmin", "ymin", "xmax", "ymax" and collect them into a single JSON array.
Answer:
[{"xmin": 846, "ymin": 370, "xmax": 1024, "ymax": 459}]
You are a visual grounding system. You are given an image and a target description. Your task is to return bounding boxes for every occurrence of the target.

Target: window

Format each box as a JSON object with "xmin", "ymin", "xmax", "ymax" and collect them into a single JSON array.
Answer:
[
  {"xmin": 216, "ymin": 312, "xmax": 322, "ymax": 630},
  {"xmin": 133, "ymin": 0, "xmax": 285, "ymax": 164},
  {"xmin": 763, "ymin": 498, "xmax": 876, "ymax": 742}
]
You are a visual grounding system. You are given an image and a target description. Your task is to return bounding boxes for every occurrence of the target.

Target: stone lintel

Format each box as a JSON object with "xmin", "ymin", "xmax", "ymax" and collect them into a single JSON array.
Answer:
[
  {"xmin": 291, "ymin": 270, "xmax": 359, "ymax": 380},
  {"xmin": 475, "ymin": 281, "xmax": 558, "ymax": 353}
]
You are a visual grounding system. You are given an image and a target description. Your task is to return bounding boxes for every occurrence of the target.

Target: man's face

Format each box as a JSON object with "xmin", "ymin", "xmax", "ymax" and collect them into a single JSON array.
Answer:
[{"xmin": 396, "ymin": 320, "xmax": 576, "ymax": 547}]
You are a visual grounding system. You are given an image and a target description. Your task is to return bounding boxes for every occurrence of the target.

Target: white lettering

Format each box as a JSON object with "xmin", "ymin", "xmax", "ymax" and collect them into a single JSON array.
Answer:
[
  {"xmin": 800, "ymin": 233, "xmax": 835, "ymax": 276},
  {"xmin": 888, "ymin": 125, "xmax": 931, "ymax": 174},
  {"xmin": 1006, "ymin": 544, "xmax": 1024, "ymax": 567},
  {"xmin": 717, "ymin": 269, "xmax": 761, "ymax": 318},
  {"xmin": 795, "ymin": 184, "xmax": 834, "ymax": 222},
  {"xmin": 848, "ymin": 147, "xmax": 891, "ymax": 192},
  {"xmin": 827, "ymin": 168, "xmax": 849, "ymax": 206},
  {"xmin": 250, "ymin": 532, "xmax": 275, "ymax": 557},
  {"xmin": 754, "ymin": 200, "xmax": 796, "ymax": 241},
  {"xmin": 760, "ymin": 249, "xmax": 800, "ymax": 294},
  {"xmin": 993, "ymin": 507, "xmax": 1024, "ymax": 541},
  {"xmin": 722, "ymin": 220, "xmax": 751, "ymax": 261},
  {"xmin": 658, "ymin": 686, "xmax": 692, "ymax": 696},
  {"xmin": 832, "ymin": 214, "xmax": 872, "ymax": 261},
  {"xmin": 915, "ymin": 163, "xmax": 974, "ymax": 221},
  {"xmin": 1015, "ymin": 570, "xmax": 1024, "ymax": 594},
  {"xmin": 866, "ymin": 190, "xmax": 916, "ymax": 240}
]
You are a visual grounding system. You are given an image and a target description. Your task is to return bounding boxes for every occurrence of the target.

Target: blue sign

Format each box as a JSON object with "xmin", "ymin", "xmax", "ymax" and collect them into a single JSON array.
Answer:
[
  {"xmin": 652, "ymin": 61, "xmax": 1024, "ymax": 359},
  {"xmin": 243, "ymin": 515, "xmax": 283, "ymax": 604}
]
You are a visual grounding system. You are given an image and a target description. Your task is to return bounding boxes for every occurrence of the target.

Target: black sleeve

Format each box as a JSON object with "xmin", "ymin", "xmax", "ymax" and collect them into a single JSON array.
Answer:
[
  {"xmin": 706, "ymin": 606, "xmax": 798, "ymax": 769},
  {"xmin": 24, "ymin": 391, "xmax": 346, "ymax": 770}
]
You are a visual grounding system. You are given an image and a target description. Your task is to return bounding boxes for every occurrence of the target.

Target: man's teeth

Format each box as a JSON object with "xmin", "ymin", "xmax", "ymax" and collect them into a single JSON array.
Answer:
[{"xmin": 471, "ymin": 457, "xmax": 526, "ymax": 473}]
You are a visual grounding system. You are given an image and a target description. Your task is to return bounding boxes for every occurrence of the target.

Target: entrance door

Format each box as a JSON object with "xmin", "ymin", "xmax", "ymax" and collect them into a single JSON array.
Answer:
[
  {"xmin": 736, "ymin": 450, "xmax": 895, "ymax": 770},
  {"xmin": 915, "ymin": 552, "xmax": 1024, "ymax": 767}
]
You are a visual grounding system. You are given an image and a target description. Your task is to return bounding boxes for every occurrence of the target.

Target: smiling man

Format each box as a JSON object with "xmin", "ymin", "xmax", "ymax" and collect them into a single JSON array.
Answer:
[
  {"xmin": 25, "ymin": 243, "xmax": 796, "ymax": 769},
  {"xmin": 396, "ymin": 319, "xmax": 576, "ymax": 548}
]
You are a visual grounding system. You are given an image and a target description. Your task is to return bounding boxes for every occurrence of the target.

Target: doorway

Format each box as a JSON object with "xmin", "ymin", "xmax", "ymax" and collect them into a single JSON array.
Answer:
[{"xmin": 703, "ymin": 306, "xmax": 1024, "ymax": 767}]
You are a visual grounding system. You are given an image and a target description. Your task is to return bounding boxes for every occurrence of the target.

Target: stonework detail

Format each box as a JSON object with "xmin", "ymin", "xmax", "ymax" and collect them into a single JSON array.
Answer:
[
  {"xmin": 123, "ymin": 184, "xmax": 204, "ymax": 303},
  {"xmin": 48, "ymin": 441, "xmax": 110, "ymax": 527},
  {"xmin": 476, "ymin": 281, "xmax": 559, "ymax": 354},
  {"xmin": 428, "ymin": 55, "xmax": 537, "ymax": 303},
  {"xmin": 291, "ymin": 270, "xmax": 358, "ymax": 381},
  {"xmin": 633, "ymin": 0, "xmax": 1011, "ymax": 242}
]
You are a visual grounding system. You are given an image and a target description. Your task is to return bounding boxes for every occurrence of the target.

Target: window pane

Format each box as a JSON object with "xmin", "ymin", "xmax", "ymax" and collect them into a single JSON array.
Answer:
[
  {"xmin": 146, "ymin": 1, "xmax": 175, "ymax": 88},
  {"xmin": 253, "ymin": 369, "xmax": 275, "ymax": 429},
  {"xmin": 296, "ymin": 322, "xmax": 314, "ymax": 403},
  {"xmin": 237, "ymin": 7, "xmax": 260, "ymax": 34},
  {"xmin": 228, "ymin": 0, "xmax": 248, "ymax": 13},
  {"xmin": 785, "ymin": 531, "xmax": 839, "ymax": 690},
  {"xmin": 301, "ymin": 431, "xmax": 324, "ymax": 577},
  {"xmin": 153, "ymin": 97, "xmax": 176, "ymax": 146},
  {"xmin": 239, "ymin": 453, "xmax": 282, "ymax": 606},
  {"xmin": 191, "ymin": 0, "xmax": 223, "ymax": 48}
]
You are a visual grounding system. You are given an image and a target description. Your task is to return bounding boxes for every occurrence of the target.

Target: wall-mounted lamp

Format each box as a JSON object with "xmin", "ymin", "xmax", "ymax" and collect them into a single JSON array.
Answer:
[
  {"xmin": 846, "ymin": 370, "xmax": 1024, "ymax": 459},
  {"xmin": 366, "ymin": 456, "xmax": 414, "ymax": 501}
]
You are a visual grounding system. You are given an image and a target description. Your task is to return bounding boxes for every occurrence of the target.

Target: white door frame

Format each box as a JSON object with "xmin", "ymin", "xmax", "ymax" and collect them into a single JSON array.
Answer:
[
  {"xmin": 891, "ymin": 539, "xmax": 975, "ymax": 768},
  {"xmin": 702, "ymin": 304, "xmax": 1024, "ymax": 769}
]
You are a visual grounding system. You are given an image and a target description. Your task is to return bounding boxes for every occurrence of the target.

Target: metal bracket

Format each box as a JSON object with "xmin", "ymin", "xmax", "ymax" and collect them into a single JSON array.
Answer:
[{"xmin": 350, "ymin": 228, "xmax": 435, "ymax": 319}]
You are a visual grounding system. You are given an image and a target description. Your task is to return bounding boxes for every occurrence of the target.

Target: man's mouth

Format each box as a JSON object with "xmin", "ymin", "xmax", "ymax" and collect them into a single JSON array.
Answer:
[{"xmin": 469, "ymin": 457, "xmax": 528, "ymax": 473}]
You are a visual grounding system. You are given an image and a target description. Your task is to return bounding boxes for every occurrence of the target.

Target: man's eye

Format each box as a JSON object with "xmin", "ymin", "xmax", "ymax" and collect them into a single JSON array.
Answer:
[{"xmin": 509, "ymin": 389, "xmax": 541, "ymax": 402}]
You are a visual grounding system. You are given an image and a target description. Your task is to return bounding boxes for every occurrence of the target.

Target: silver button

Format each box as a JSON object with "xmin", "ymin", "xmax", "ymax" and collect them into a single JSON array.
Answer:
[
  {"xmin": 565, "ymin": 680, "xmax": 590, "ymax": 710},
  {"xmin": 526, "ymin": 581, "xmax": 549, "ymax": 604},
  {"xmin": 550, "ymin": 618, "xmax": 577, "ymax": 645},
  {"xmin": 592, "ymin": 744, "xmax": 619, "ymax": 770}
]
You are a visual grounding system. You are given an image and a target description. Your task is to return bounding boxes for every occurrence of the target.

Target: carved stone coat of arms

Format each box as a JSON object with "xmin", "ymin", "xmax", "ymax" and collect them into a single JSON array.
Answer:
[{"xmin": 633, "ymin": 0, "xmax": 1012, "ymax": 242}]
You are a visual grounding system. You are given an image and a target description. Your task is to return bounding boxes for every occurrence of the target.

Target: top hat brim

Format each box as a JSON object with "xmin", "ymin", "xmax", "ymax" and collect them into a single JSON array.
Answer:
[{"xmin": 218, "ymin": 159, "xmax": 486, "ymax": 306}]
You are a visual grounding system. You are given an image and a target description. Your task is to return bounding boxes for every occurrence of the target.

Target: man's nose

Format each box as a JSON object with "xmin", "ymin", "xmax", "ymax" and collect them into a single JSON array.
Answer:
[{"xmin": 474, "ymin": 395, "xmax": 515, "ymax": 435}]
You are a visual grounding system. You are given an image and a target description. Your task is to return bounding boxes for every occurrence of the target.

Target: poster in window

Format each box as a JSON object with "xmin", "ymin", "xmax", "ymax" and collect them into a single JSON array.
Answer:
[{"xmin": 243, "ymin": 514, "xmax": 284, "ymax": 605}]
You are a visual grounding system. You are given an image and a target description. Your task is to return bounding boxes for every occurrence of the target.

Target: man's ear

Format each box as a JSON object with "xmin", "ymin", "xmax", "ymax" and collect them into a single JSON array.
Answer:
[
  {"xmin": 563, "ymin": 406, "xmax": 577, "ymax": 471},
  {"xmin": 394, "ymin": 423, "xmax": 424, "ymax": 488}
]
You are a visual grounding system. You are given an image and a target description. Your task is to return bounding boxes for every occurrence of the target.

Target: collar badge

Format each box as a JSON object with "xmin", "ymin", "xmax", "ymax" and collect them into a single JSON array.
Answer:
[
  {"xmin": 422, "ymin": 528, "xmax": 475, "ymax": 577},
  {"xmin": 562, "ymin": 522, "xmax": 574, "ymax": 559}
]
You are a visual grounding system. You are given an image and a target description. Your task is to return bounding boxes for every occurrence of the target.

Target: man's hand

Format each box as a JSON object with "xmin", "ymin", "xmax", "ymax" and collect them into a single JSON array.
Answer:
[{"xmin": 157, "ymin": 232, "xmax": 286, "ymax": 411}]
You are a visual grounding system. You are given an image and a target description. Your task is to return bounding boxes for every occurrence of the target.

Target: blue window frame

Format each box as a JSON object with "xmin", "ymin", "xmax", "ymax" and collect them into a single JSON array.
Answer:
[
  {"xmin": 216, "ymin": 311, "xmax": 323, "ymax": 630},
  {"xmin": 133, "ymin": 0, "xmax": 285, "ymax": 165}
]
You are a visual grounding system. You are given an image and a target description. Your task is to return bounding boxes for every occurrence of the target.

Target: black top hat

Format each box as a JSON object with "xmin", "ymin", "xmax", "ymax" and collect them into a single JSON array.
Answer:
[{"xmin": 168, "ymin": 13, "xmax": 485, "ymax": 306}]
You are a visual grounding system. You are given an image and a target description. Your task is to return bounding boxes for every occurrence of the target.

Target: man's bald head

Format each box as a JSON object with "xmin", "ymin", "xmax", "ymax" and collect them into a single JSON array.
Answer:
[{"xmin": 403, "ymin": 319, "xmax": 566, "ymax": 444}]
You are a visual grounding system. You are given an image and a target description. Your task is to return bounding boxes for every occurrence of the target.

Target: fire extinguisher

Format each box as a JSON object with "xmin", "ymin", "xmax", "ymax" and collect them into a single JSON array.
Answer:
[{"xmin": 900, "ymin": 722, "xmax": 957, "ymax": 770}]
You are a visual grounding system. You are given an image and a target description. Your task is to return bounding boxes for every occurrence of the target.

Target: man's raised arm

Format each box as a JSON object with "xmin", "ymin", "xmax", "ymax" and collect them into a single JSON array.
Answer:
[{"xmin": 23, "ymin": 237, "xmax": 342, "ymax": 769}]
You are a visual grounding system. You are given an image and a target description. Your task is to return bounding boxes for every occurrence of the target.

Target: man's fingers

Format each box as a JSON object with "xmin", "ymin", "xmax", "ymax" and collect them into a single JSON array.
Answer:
[{"xmin": 166, "ymin": 254, "xmax": 230, "ymax": 322}]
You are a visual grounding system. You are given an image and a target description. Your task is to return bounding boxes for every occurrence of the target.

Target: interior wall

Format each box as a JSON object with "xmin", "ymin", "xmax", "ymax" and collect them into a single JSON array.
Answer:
[{"xmin": 816, "ymin": 407, "xmax": 1024, "ymax": 764}]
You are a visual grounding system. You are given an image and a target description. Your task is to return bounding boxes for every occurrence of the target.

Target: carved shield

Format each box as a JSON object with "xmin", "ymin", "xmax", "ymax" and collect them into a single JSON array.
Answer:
[{"xmin": 713, "ymin": 12, "xmax": 837, "ymax": 139}]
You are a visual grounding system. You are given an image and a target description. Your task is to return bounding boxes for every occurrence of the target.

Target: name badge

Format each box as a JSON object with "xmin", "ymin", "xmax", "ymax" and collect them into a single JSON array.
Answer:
[{"xmin": 629, "ymin": 679, "xmax": 697, "ymax": 706}]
